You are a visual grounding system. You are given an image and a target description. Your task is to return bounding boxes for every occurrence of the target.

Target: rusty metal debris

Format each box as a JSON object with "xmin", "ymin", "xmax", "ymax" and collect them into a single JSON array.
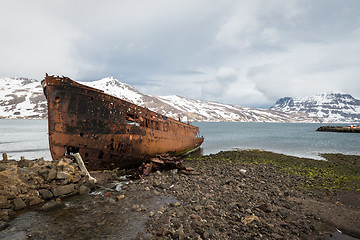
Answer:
[
  {"xmin": 141, "ymin": 154, "xmax": 183, "ymax": 175},
  {"xmin": 140, "ymin": 153, "xmax": 198, "ymax": 176},
  {"xmin": 42, "ymin": 74, "xmax": 204, "ymax": 170}
]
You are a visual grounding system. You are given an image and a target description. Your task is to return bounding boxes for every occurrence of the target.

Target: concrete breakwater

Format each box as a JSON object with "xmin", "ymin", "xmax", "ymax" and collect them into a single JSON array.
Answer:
[
  {"xmin": 0, "ymin": 157, "xmax": 95, "ymax": 221},
  {"xmin": 316, "ymin": 125, "xmax": 360, "ymax": 133}
]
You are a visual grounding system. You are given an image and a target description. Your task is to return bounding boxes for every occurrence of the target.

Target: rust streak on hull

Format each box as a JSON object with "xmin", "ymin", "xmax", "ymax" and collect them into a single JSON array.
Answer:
[{"xmin": 42, "ymin": 75, "xmax": 204, "ymax": 170}]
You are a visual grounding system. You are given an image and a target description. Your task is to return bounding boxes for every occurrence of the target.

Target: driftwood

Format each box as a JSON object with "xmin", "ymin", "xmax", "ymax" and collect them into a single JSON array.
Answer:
[{"xmin": 73, "ymin": 153, "xmax": 96, "ymax": 182}]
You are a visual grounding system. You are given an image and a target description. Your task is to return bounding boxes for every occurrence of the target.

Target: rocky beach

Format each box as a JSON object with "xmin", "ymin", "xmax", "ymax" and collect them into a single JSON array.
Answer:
[{"xmin": 0, "ymin": 150, "xmax": 359, "ymax": 240}]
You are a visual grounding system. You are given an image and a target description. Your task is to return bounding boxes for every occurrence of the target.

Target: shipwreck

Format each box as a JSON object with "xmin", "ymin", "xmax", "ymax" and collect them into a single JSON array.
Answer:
[{"xmin": 42, "ymin": 74, "xmax": 204, "ymax": 170}]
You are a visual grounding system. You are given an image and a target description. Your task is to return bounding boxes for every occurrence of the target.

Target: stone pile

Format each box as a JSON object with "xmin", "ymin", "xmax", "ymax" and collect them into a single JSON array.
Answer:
[{"xmin": 0, "ymin": 157, "xmax": 95, "ymax": 221}]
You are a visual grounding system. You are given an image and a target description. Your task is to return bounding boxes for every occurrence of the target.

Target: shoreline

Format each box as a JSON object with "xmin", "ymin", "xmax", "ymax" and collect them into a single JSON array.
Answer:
[
  {"xmin": 3, "ymin": 146, "xmax": 360, "ymax": 164},
  {"xmin": 0, "ymin": 150, "xmax": 359, "ymax": 239}
]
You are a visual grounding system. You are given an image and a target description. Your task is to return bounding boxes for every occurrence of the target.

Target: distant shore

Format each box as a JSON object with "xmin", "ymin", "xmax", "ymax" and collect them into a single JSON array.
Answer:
[
  {"xmin": 317, "ymin": 125, "xmax": 360, "ymax": 133},
  {"xmin": 0, "ymin": 150, "xmax": 359, "ymax": 239}
]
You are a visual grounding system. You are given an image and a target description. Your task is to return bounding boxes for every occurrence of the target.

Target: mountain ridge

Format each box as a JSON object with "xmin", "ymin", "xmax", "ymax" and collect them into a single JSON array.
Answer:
[
  {"xmin": 0, "ymin": 76, "xmax": 359, "ymax": 123},
  {"xmin": 271, "ymin": 92, "xmax": 360, "ymax": 123}
]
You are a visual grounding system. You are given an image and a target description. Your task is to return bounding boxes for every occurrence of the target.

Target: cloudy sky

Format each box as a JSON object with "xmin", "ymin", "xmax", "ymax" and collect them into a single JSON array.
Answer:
[{"xmin": 1, "ymin": 0, "xmax": 360, "ymax": 107}]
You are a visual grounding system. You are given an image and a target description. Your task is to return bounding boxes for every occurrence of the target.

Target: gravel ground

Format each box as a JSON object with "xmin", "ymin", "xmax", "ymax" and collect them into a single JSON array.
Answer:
[
  {"xmin": 0, "ymin": 150, "xmax": 359, "ymax": 240},
  {"xmin": 138, "ymin": 151, "xmax": 360, "ymax": 240}
]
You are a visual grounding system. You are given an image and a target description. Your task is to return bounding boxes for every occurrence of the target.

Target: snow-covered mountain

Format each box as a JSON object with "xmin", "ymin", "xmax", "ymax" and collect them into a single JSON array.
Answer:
[
  {"xmin": 1, "ymin": 76, "xmax": 359, "ymax": 122},
  {"xmin": 0, "ymin": 76, "xmax": 294, "ymax": 122},
  {"xmin": 0, "ymin": 77, "xmax": 47, "ymax": 119},
  {"xmin": 271, "ymin": 92, "xmax": 360, "ymax": 122},
  {"xmin": 82, "ymin": 77, "xmax": 294, "ymax": 122}
]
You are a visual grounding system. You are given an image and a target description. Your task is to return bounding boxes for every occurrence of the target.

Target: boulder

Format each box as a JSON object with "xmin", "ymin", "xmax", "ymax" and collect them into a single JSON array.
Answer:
[
  {"xmin": 38, "ymin": 169, "xmax": 49, "ymax": 179},
  {"xmin": 52, "ymin": 184, "xmax": 76, "ymax": 197},
  {"xmin": 56, "ymin": 171, "xmax": 69, "ymax": 180},
  {"xmin": 0, "ymin": 196, "xmax": 11, "ymax": 209},
  {"xmin": 71, "ymin": 174, "xmax": 82, "ymax": 183},
  {"xmin": 0, "ymin": 210, "xmax": 10, "ymax": 221},
  {"xmin": 83, "ymin": 178, "xmax": 96, "ymax": 190},
  {"xmin": 13, "ymin": 198, "xmax": 27, "ymax": 210},
  {"xmin": 78, "ymin": 185, "xmax": 91, "ymax": 195},
  {"xmin": 28, "ymin": 196, "xmax": 44, "ymax": 206},
  {"xmin": 41, "ymin": 200, "xmax": 62, "ymax": 211},
  {"xmin": 46, "ymin": 168, "xmax": 57, "ymax": 181},
  {"xmin": 9, "ymin": 185, "xmax": 19, "ymax": 195},
  {"xmin": 0, "ymin": 190, "xmax": 15, "ymax": 200},
  {"xmin": 38, "ymin": 189, "xmax": 53, "ymax": 199},
  {"xmin": 17, "ymin": 159, "xmax": 30, "ymax": 168}
]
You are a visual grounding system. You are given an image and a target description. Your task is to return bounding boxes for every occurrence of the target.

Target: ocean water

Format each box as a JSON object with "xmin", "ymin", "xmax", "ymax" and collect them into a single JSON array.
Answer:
[{"xmin": 0, "ymin": 120, "xmax": 359, "ymax": 161}]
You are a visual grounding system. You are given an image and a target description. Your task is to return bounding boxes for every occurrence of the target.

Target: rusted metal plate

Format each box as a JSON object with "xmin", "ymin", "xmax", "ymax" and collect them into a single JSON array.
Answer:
[{"xmin": 42, "ymin": 75, "xmax": 204, "ymax": 170}]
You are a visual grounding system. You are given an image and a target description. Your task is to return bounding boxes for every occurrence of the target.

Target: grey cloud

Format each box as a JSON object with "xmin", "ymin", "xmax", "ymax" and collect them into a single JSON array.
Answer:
[{"xmin": 1, "ymin": 0, "xmax": 360, "ymax": 106}]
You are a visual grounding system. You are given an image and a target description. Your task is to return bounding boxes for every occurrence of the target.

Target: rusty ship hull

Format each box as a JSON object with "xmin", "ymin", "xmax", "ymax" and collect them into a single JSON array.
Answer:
[{"xmin": 42, "ymin": 75, "xmax": 204, "ymax": 170}]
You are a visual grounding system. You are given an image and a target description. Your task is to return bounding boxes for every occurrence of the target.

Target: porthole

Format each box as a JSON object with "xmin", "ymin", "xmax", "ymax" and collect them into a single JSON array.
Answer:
[{"xmin": 54, "ymin": 96, "xmax": 60, "ymax": 103}]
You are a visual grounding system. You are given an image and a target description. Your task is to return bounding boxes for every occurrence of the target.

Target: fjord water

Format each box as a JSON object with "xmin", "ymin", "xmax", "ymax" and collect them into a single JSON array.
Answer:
[
  {"xmin": 193, "ymin": 122, "xmax": 360, "ymax": 159},
  {"xmin": 1, "ymin": 119, "xmax": 360, "ymax": 160},
  {"xmin": 0, "ymin": 119, "xmax": 51, "ymax": 160}
]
